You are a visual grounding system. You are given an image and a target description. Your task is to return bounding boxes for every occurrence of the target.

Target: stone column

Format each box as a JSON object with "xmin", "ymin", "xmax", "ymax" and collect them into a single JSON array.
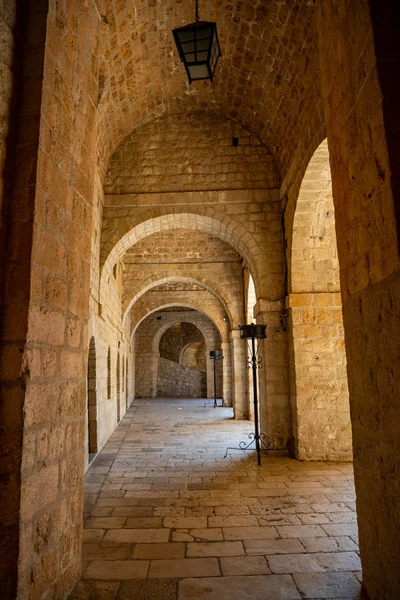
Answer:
[
  {"xmin": 206, "ymin": 350, "xmax": 214, "ymax": 398},
  {"xmin": 221, "ymin": 342, "xmax": 232, "ymax": 406},
  {"xmin": 135, "ymin": 352, "xmax": 158, "ymax": 398},
  {"xmin": 254, "ymin": 299, "xmax": 290, "ymax": 449},
  {"xmin": 230, "ymin": 330, "xmax": 248, "ymax": 419}
]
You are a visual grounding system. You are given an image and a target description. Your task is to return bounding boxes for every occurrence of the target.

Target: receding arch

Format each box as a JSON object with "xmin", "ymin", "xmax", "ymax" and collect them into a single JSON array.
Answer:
[
  {"xmin": 123, "ymin": 275, "xmax": 234, "ymax": 327},
  {"xmin": 133, "ymin": 306, "xmax": 222, "ymax": 400},
  {"xmin": 87, "ymin": 337, "xmax": 97, "ymax": 458},
  {"xmin": 131, "ymin": 302, "xmax": 225, "ymax": 346},
  {"xmin": 156, "ymin": 323, "xmax": 207, "ymax": 398},
  {"xmin": 289, "ymin": 139, "xmax": 352, "ymax": 461},
  {"xmin": 100, "ymin": 213, "xmax": 262, "ymax": 304}
]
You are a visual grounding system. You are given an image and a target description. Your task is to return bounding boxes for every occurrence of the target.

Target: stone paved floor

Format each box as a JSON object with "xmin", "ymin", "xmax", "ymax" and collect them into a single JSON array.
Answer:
[{"xmin": 70, "ymin": 399, "xmax": 363, "ymax": 600}]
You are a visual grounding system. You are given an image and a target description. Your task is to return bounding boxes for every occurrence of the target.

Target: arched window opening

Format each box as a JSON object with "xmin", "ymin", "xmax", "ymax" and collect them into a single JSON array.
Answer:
[
  {"xmin": 247, "ymin": 274, "xmax": 256, "ymax": 324},
  {"xmin": 87, "ymin": 337, "xmax": 98, "ymax": 459},
  {"xmin": 246, "ymin": 274, "xmax": 257, "ymax": 420}
]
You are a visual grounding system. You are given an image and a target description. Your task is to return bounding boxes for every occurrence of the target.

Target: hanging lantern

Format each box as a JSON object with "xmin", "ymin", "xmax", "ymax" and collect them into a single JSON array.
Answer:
[
  {"xmin": 173, "ymin": 0, "xmax": 222, "ymax": 84},
  {"xmin": 239, "ymin": 324, "xmax": 267, "ymax": 341}
]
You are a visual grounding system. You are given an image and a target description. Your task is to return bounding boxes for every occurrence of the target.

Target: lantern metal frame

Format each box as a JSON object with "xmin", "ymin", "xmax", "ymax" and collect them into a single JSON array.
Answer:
[
  {"xmin": 204, "ymin": 350, "xmax": 224, "ymax": 408},
  {"xmin": 173, "ymin": 0, "xmax": 222, "ymax": 84},
  {"xmin": 225, "ymin": 323, "xmax": 281, "ymax": 466}
]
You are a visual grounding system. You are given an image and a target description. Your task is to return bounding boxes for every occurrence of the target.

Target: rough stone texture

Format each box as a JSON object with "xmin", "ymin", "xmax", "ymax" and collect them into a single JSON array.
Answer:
[
  {"xmin": 105, "ymin": 111, "xmax": 278, "ymax": 194},
  {"xmin": 157, "ymin": 358, "xmax": 206, "ymax": 399},
  {"xmin": 95, "ymin": 0, "xmax": 323, "ymax": 179},
  {"xmin": 287, "ymin": 140, "xmax": 352, "ymax": 461},
  {"xmin": 156, "ymin": 322, "xmax": 206, "ymax": 398},
  {"xmin": 134, "ymin": 308, "xmax": 222, "ymax": 402},
  {"xmin": 13, "ymin": 3, "xmax": 101, "ymax": 599},
  {"xmin": 315, "ymin": 1, "xmax": 400, "ymax": 598},
  {"xmin": 0, "ymin": 0, "xmax": 15, "ymax": 226},
  {"xmin": 0, "ymin": 2, "xmax": 33, "ymax": 595},
  {"xmin": 1, "ymin": 2, "xmax": 400, "ymax": 599},
  {"xmin": 75, "ymin": 400, "xmax": 360, "ymax": 600}
]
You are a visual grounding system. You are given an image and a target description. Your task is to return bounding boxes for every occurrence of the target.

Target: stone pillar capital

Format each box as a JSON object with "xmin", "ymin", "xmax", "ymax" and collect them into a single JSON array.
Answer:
[{"xmin": 253, "ymin": 298, "xmax": 283, "ymax": 318}]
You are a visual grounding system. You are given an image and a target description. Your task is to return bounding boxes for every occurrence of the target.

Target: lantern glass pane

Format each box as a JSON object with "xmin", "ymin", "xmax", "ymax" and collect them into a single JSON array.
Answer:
[
  {"xmin": 197, "ymin": 51, "xmax": 208, "ymax": 61},
  {"xmin": 178, "ymin": 30, "xmax": 195, "ymax": 42},
  {"xmin": 198, "ymin": 27, "xmax": 212, "ymax": 38},
  {"xmin": 188, "ymin": 63, "xmax": 209, "ymax": 80},
  {"xmin": 197, "ymin": 38, "xmax": 210, "ymax": 51},
  {"xmin": 186, "ymin": 53, "xmax": 196, "ymax": 63},
  {"xmin": 182, "ymin": 41, "xmax": 195, "ymax": 53}
]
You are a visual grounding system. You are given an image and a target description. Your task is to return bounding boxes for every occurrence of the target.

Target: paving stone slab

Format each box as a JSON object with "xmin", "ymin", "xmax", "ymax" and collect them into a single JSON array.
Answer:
[
  {"xmin": 82, "ymin": 543, "xmax": 131, "ymax": 561},
  {"xmin": 84, "ymin": 560, "xmax": 149, "ymax": 580},
  {"xmin": 186, "ymin": 541, "xmax": 244, "ymax": 557},
  {"xmin": 68, "ymin": 580, "xmax": 120, "ymax": 600},
  {"xmin": 268, "ymin": 552, "xmax": 361, "ymax": 574},
  {"xmin": 220, "ymin": 556, "xmax": 271, "ymax": 576},
  {"xmin": 245, "ymin": 538, "xmax": 306, "ymax": 555},
  {"xmin": 104, "ymin": 528, "xmax": 170, "ymax": 543},
  {"xmin": 178, "ymin": 575, "xmax": 301, "ymax": 599},
  {"xmin": 117, "ymin": 579, "xmax": 178, "ymax": 600},
  {"xmin": 148, "ymin": 558, "xmax": 220, "ymax": 578},
  {"xmin": 300, "ymin": 537, "xmax": 359, "ymax": 553},
  {"xmin": 132, "ymin": 543, "xmax": 186, "ymax": 560},
  {"xmin": 293, "ymin": 572, "xmax": 362, "ymax": 598}
]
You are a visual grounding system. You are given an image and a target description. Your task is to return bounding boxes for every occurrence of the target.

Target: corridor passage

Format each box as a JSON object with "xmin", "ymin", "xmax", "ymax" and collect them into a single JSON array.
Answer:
[{"xmin": 72, "ymin": 400, "xmax": 362, "ymax": 600}]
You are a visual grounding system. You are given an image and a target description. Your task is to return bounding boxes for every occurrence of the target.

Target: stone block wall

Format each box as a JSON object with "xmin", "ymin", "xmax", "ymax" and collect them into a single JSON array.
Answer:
[
  {"xmin": 316, "ymin": 1, "xmax": 400, "ymax": 597},
  {"xmin": 134, "ymin": 307, "xmax": 222, "ymax": 400},
  {"xmin": 87, "ymin": 177, "xmax": 132, "ymax": 460},
  {"xmin": 289, "ymin": 292, "xmax": 351, "ymax": 461},
  {"xmin": 157, "ymin": 357, "xmax": 206, "ymax": 398},
  {"xmin": 104, "ymin": 110, "xmax": 279, "ymax": 194},
  {"xmin": 0, "ymin": 1, "xmax": 15, "ymax": 229},
  {"xmin": 0, "ymin": 3, "xmax": 35, "ymax": 595},
  {"xmin": 182, "ymin": 342, "xmax": 206, "ymax": 372},
  {"xmin": 159, "ymin": 323, "xmax": 204, "ymax": 363},
  {"xmin": 284, "ymin": 138, "xmax": 351, "ymax": 461},
  {"xmin": 12, "ymin": 3, "xmax": 102, "ymax": 598}
]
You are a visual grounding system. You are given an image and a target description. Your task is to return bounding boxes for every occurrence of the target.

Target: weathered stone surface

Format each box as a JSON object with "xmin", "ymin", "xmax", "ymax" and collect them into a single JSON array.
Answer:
[
  {"xmin": 84, "ymin": 560, "xmax": 149, "ymax": 580},
  {"xmin": 117, "ymin": 579, "xmax": 178, "ymax": 600},
  {"xmin": 178, "ymin": 575, "xmax": 301, "ymax": 600},
  {"xmin": 3, "ymin": 3, "xmax": 400, "ymax": 600}
]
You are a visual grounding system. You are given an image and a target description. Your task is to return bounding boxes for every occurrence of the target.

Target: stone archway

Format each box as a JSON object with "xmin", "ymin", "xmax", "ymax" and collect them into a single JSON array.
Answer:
[
  {"xmin": 87, "ymin": 337, "xmax": 98, "ymax": 458},
  {"xmin": 157, "ymin": 323, "xmax": 207, "ymax": 398},
  {"xmin": 289, "ymin": 139, "xmax": 352, "ymax": 461},
  {"xmin": 100, "ymin": 212, "xmax": 264, "ymax": 304}
]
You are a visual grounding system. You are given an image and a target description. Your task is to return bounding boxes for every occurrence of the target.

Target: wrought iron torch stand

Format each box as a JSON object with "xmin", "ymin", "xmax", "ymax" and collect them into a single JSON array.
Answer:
[
  {"xmin": 225, "ymin": 324, "xmax": 274, "ymax": 466},
  {"xmin": 204, "ymin": 350, "xmax": 224, "ymax": 408}
]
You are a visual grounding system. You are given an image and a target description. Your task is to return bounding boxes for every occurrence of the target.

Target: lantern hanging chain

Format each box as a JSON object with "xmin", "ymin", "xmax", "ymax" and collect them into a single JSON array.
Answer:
[{"xmin": 195, "ymin": 0, "xmax": 199, "ymax": 21}]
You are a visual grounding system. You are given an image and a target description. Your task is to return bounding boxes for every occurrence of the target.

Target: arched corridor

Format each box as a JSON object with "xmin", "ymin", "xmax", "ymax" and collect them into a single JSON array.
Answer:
[
  {"xmin": 74, "ymin": 399, "xmax": 361, "ymax": 599},
  {"xmin": 1, "ymin": 2, "xmax": 399, "ymax": 599}
]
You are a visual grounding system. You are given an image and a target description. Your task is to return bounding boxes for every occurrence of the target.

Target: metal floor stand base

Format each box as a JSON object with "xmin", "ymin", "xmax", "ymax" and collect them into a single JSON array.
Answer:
[{"xmin": 225, "ymin": 432, "xmax": 283, "ymax": 465}]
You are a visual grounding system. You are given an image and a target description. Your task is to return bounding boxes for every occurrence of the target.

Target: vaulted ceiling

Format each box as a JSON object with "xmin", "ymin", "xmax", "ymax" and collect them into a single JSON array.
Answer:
[{"xmin": 96, "ymin": 0, "xmax": 323, "ymax": 176}]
